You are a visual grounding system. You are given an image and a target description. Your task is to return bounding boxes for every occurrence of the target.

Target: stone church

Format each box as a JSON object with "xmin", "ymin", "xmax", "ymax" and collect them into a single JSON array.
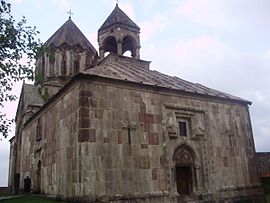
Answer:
[{"xmin": 8, "ymin": 4, "xmax": 266, "ymax": 203}]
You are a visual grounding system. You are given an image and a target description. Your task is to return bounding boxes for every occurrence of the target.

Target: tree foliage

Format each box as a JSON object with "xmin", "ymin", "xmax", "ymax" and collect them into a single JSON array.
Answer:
[{"xmin": 0, "ymin": 0, "xmax": 40, "ymax": 138}]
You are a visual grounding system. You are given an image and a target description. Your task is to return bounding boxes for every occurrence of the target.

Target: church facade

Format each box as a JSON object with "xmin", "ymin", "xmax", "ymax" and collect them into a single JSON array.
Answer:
[{"xmin": 8, "ymin": 4, "xmax": 266, "ymax": 203}]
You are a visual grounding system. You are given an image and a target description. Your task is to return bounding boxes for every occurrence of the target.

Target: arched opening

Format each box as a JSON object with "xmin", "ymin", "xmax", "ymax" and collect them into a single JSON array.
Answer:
[
  {"xmin": 104, "ymin": 52, "xmax": 110, "ymax": 57},
  {"xmin": 61, "ymin": 51, "xmax": 67, "ymax": 75},
  {"xmin": 103, "ymin": 36, "xmax": 117, "ymax": 55},
  {"xmin": 122, "ymin": 36, "xmax": 136, "ymax": 57},
  {"xmin": 123, "ymin": 50, "xmax": 132, "ymax": 57},
  {"xmin": 73, "ymin": 52, "xmax": 80, "ymax": 74},
  {"xmin": 173, "ymin": 145, "xmax": 196, "ymax": 196},
  {"xmin": 36, "ymin": 160, "xmax": 41, "ymax": 194}
]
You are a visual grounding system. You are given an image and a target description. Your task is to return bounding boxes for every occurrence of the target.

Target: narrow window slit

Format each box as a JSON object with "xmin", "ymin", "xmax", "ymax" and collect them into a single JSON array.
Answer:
[{"xmin": 128, "ymin": 127, "xmax": 131, "ymax": 144}]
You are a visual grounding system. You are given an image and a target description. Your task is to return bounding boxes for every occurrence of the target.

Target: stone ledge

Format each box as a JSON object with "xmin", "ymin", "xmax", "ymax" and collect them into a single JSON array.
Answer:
[{"xmin": 48, "ymin": 191, "xmax": 177, "ymax": 203}]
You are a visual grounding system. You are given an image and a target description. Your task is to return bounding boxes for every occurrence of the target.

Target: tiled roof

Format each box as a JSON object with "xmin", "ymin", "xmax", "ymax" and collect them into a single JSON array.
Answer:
[
  {"xmin": 84, "ymin": 54, "xmax": 250, "ymax": 104},
  {"xmin": 99, "ymin": 4, "xmax": 140, "ymax": 33},
  {"xmin": 23, "ymin": 84, "xmax": 43, "ymax": 106},
  {"xmin": 45, "ymin": 18, "xmax": 97, "ymax": 54}
]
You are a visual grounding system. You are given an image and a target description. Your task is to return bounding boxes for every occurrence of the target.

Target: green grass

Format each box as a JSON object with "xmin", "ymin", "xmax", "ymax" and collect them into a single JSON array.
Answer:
[
  {"xmin": 0, "ymin": 191, "xmax": 13, "ymax": 197},
  {"xmin": 266, "ymin": 194, "xmax": 270, "ymax": 203},
  {"xmin": 1, "ymin": 196, "xmax": 63, "ymax": 203}
]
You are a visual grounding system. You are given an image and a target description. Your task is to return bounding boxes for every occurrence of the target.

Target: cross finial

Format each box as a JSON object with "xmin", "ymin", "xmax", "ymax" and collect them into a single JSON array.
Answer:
[
  {"xmin": 116, "ymin": 0, "xmax": 119, "ymax": 5},
  {"xmin": 67, "ymin": 10, "xmax": 73, "ymax": 19}
]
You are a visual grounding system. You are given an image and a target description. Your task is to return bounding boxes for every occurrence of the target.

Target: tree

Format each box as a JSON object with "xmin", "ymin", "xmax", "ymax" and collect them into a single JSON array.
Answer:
[{"xmin": 0, "ymin": 0, "xmax": 40, "ymax": 138}]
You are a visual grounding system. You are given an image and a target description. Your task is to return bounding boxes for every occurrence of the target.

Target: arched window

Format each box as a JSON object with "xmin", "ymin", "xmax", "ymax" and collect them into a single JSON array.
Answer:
[
  {"xmin": 103, "ymin": 36, "xmax": 117, "ymax": 55},
  {"xmin": 122, "ymin": 36, "xmax": 136, "ymax": 57},
  {"xmin": 123, "ymin": 50, "xmax": 132, "ymax": 57},
  {"xmin": 36, "ymin": 160, "xmax": 41, "ymax": 194},
  {"xmin": 74, "ymin": 52, "xmax": 80, "ymax": 73},
  {"xmin": 61, "ymin": 52, "xmax": 67, "ymax": 75},
  {"xmin": 36, "ymin": 118, "xmax": 42, "ymax": 141}
]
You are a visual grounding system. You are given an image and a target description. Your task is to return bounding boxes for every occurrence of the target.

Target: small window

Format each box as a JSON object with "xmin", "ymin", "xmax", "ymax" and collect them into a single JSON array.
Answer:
[
  {"xmin": 49, "ymin": 66, "xmax": 54, "ymax": 75},
  {"xmin": 61, "ymin": 60, "xmax": 67, "ymax": 75},
  {"xmin": 61, "ymin": 52, "xmax": 67, "ymax": 75},
  {"xmin": 74, "ymin": 60, "xmax": 80, "ymax": 73},
  {"xmin": 179, "ymin": 121, "xmax": 187, "ymax": 137},
  {"xmin": 36, "ymin": 118, "xmax": 42, "ymax": 141},
  {"xmin": 127, "ymin": 128, "xmax": 131, "ymax": 144}
]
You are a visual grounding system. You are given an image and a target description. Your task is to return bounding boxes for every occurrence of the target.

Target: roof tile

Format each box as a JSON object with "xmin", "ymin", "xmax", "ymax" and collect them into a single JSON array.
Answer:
[
  {"xmin": 85, "ymin": 54, "xmax": 250, "ymax": 104},
  {"xmin": 45, "ymin": 18, "xmax": 97, "ymax": 54},
  {"xmin": 99, "ymin": 4, "xmax": 140, "ymax": 32}
]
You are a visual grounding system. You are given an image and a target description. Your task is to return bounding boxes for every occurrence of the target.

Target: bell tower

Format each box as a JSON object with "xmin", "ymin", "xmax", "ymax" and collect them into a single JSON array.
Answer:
[{"xmin": 98, "ymin": 4, "xmax": 141, "ymax": 59}]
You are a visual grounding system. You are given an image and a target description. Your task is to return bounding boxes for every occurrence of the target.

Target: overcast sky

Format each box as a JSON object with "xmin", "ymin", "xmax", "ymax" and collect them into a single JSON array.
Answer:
[{"xmin": 0, "ymin": 0, "xmax": 270, "ymax": 186}]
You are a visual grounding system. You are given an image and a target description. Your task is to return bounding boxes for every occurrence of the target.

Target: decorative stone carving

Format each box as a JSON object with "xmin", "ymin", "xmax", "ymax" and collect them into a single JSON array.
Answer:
[
  {"xmin": 166, "ymin": 111, "xmax": 177, "ymax": 138},
  {"xmin": 173, "ymin": 147, "xmax": 194, "ymax": 164}
]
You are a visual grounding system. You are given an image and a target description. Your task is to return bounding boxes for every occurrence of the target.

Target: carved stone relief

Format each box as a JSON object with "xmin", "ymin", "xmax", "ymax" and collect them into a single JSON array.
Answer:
[{"xmin": 173, "ymin": 147, "xmax": 194, "ymax": 164}]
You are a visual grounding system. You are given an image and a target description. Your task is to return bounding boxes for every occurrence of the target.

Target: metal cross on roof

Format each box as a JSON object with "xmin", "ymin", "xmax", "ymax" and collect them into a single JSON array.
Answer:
[
  {"xmin": 67, "ymin": 10, "xmax": 73, "ymax": 19},
  {"xmin": 116, "ymin": 0, "xmax": 119, "ymax": 4}
]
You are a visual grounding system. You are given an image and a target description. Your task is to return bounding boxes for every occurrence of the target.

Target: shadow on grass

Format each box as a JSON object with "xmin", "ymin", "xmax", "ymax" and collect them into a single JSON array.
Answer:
[{"xmin": 1, "ymin": 196, "xmax": 63, "ymax": 203}]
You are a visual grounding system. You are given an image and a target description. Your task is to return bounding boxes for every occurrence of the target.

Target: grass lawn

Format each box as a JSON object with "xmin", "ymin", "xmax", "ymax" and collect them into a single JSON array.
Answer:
[
  {"xmin": 1, "ymin": 196, "xmax": 63, "ymax": 203},
  {"xmin": 0, "ymin": 191, "xmax": 13, "ymax": 197},
  {"xmin": 267, "ymin": 194, "xmax": 270, "ymax": 203}
]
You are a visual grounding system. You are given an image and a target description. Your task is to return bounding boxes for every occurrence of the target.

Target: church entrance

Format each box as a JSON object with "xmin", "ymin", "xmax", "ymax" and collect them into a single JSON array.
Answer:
[
  {"xmin": 36, "ymin": 161, "xmax": 41, "ymax": 193},
  {"xmin": 175, "ymin": 166, "xmax": 192, "ymax": 195},
  {"xmin": 173, "ymin": 145, "xmax": 196, "ymax": 196}
]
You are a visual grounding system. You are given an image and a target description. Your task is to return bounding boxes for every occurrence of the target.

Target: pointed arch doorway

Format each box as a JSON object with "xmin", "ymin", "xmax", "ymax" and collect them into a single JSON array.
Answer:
[
  {"xmin": 173, "ymin": 145, "xmax": 196, "ymax": 196},
  {"xmin": 36, "ymin": 160, "xmax": 41, "ymax": 194}
]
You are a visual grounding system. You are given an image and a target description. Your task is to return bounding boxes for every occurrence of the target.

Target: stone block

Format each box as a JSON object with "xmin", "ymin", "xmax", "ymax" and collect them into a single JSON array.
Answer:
[
  {"xmin": 123, "ymin": 145, "xmax": 132, "ymax": 156},
  {"xmin": 222, "ymin": 157, "xmax": 228, "ymax": 167},
  {"xmin": 79, "ymin": 96, "xmax": 89, "ymax": 107},
  {"xmin": 78, "ymin": 129, "xmax": 89, "ymax": 142},
  {"xmin": 141, "ymin": 144, "xmax": 148, "ymax": 149},
  {"xmin": 159, "ymin": 180, "xmax": 166, "ymax": 191},
  {"xmin": 140, "ymin": 156, "xmax": 150, "ymax": 169},
  {"xmin": 112, "ymin": 111, "xmax": 122, "ymax": 121},
  {"xmin": 89, "ymin": 129, "xmax": 96, "ymax": 142},
  {"xmin": 117, "ymin": 131, "xmax": 122, "ymax": 144},
  {"xmin": 152, "ymin": 168, "xmax": 158, "ymax": 180},
  {"xmin": 90, "ymin": 98, "xmax": 97, "ymax": 107},
  {"xmin": 157, "ymin": 169, "xmax": 165, "ymax": 181},
  {"xmin": 149, "ymin": 133, "xmax": 159, "ymax": 145},
  {"xmin": 106, "ymin": 156, "xmax": 114, "ymax": 169},
  {"xmin": 124, "ymin": 156, "xmax": 134, "ymax": 168},
  {"xmin": 151, "ymin": 98, "xmax": 160, "ymax": 105},
  {"xmin": 79, "ymin": 90, "xmax": 92, "ymax": 97},
  {"xmin": 95, "ymin": 109, "xmax": 104, "ymax": 119},
  {"xmin": 121, "ymin": 170, "xmax": 128, "ymax": 180},
  {"xmin": 139, "ymin": 113, "xmax": 154, "ymax": 123},
  {"xmin": 79, "ymin": 107, "xmax": 89, "ymax": 118},
  {"xmin": 133, "ymin": 157, "xmax": 140, "ymax": 168},
  {"xmin": 79, "ymin": 117, "xmax": 90, "ymax": 128},
  {"xmin": 103, "ymin": 137, "xmax": 110, "ymax": 143},
  {"xmin": 98, "ymin": 98, "xmax": 105, "ymax": 109},
  {"xmin": 67, "ymin": 147, "xmax": 73, "ymax": 159}
]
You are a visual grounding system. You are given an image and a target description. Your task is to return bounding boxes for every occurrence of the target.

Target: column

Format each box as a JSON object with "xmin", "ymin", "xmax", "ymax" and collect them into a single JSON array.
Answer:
[
  {"xmin": 99, "ymin": 48, "xmax": 104, "ymax": 58},
  {"xmin": 135, "ymin": 47, "xmax": 140, "ymax": 59},
  {"xmin": 117, "ymin": 41, "xmax": 122, "ymax": 56}
]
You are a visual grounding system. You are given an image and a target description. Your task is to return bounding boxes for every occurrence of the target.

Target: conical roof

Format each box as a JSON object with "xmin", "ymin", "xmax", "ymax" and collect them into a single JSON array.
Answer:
[
  {"xmin": 99, "ymin": 4, "xmax": 140, "ymax": 33},
  {"xmin": 45, "ymin": 18, "xmax": 97, "ymax": 54}
]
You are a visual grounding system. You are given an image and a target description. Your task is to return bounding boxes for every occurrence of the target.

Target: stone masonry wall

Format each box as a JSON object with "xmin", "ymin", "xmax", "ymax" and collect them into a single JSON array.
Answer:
[
  {"xmin": 71, "ymin": 79, "xmax": 263, "ymax": 202},
  {"xmin": 20, "ymin": 82, "xmax": 80, "ymax": 195},
  {"xmin": 19, "ymin": 78, "xmax": 264, "ymax": 202}
]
